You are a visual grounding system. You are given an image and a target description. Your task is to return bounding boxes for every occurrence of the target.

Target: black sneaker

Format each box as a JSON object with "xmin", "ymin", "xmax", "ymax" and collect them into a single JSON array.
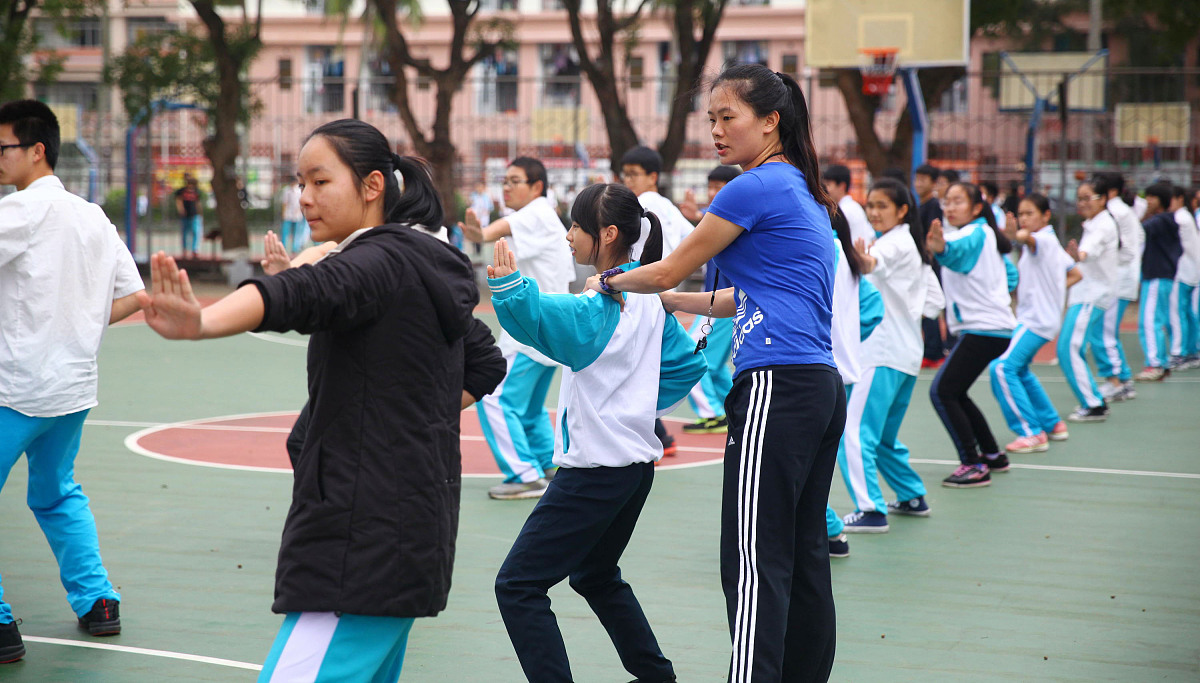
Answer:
[
  {"xmin": 78, "ymin": 599, "xmax": 121, "ymax": 636},
  {"xmin": 828, "ymin": 533, "xmax": 850, "ymax": 558},
  {"xmin": 887, "ymin": 496, "xmax": 931, "ymax": 517},
  {"xmin": 0, "ymin": 620, "xmax": 24, "ymax": 664},
  {"xmin": 682, "ymin": 416, "xmax": 729, "ymax": 434},
  {"xmin": 982, "ymin": 452, "xmax": 1011, "ymax": 473},
  {"xmin": 1067, "ymin": 405, "xmax": 1109, "ymax": 423},
  {"xmin": 942, "ymin": 463, "xmax": 991, "ymax": 488}
]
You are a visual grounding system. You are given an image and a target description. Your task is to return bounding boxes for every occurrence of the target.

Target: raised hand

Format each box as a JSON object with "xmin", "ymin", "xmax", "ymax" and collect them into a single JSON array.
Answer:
[
  {"xmin": 488, "ymin": 238, "xmax": 519, "ymax": 279},
  {"xmin": 1004, "ymin": 211, "xmax": 1019, "ymax": 240},
  {"xmin": 853, "ymin": 237, "xmax": 877, "ymax": 273},
  {"xmin": 680, "ymin": 188, "xmax": 701, "ymax": 222},
  {"xmin": 459, "ymin": 208, "xmax": 483, "ymax": 242},
  {"xmin": 1066, "ymin": 238, "xmax": 1081, "ymax": 262},
  {"xmin": 261, "ymin": 230, "xmax": 291, "ymax": 275},
  {"xmin": 926, "ymin": 218, "xmax": 946, "ymax": 255},
  {"xmin": 135, "ymin": 252, "xmax": 203, "ymax": 340}
]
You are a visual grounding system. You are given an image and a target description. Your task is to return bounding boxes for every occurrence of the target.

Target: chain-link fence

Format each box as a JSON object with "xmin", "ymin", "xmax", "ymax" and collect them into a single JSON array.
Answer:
[{"xmin": 28, "ymin": 67, "xmax": 1199, "ymax": 256}]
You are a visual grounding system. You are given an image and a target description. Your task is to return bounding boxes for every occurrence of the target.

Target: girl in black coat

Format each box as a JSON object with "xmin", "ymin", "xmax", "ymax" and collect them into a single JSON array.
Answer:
[{"xmin": 137, "ymin": 119, "xmax": 505, "ymax": 681}]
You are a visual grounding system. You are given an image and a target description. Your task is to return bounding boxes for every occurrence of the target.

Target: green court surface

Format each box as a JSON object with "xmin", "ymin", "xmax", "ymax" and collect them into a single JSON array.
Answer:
[{"xmin": 1, "ymin": 312, "xmax": 1198, "ymax": 682}]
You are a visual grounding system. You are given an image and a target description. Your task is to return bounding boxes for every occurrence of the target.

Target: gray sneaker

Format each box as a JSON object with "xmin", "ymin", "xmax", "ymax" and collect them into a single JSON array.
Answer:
[{"xmin": 488, "ymin": 478, "xmax": 549, "ymax": 500}]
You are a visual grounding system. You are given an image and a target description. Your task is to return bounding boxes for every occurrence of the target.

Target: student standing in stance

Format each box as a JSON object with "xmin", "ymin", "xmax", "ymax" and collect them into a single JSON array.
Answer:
[
  {"xmin": 137, "ymin": 119, "xmax": 505, "ymax": 681},
  {"xmin": 491, "ymin": 184, "xmax": 704, "ymax": 683},
  {"xmin": 589, "ymin": 64, "xmax": 844, "ymax": 683}
]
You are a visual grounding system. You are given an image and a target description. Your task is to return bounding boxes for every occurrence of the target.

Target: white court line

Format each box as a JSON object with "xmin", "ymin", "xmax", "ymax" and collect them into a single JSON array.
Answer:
[
  {"xmin": 909, "ymin": 458, "xmax": 1200, "ymax": 480},
  {"xmin": 246, "ymin": 331, "xmax": 309, "ymax": 347},
  {"xmin": 21, "ymin": 636, "xmax": 261, "ymax": 671}
]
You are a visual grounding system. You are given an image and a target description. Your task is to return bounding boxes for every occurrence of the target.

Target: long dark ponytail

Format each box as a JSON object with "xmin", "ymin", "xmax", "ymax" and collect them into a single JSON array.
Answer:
[
  {"xmin": 829, "ymin": 209, "xmax": 862, "ymax": 278},
  {"xmin": 307, "ymin": 119, "xmax": 443, "ymax": 229},
  {"xmin": 949, "ymin": 181, "xmax": 1012, "ymax": 255},
  {"xmin": 570, "ymin": 183, "xmax": 663, "ymax": 265},
  {"xmin": 711, "ymin": 64, "xmax": 835, "ymax": 212}
]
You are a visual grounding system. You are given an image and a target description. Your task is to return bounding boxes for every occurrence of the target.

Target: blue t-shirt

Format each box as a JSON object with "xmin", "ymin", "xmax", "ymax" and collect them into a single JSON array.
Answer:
[{"xmin": 706, "ymin": 162, "xmax": 836, "ymax": 374}]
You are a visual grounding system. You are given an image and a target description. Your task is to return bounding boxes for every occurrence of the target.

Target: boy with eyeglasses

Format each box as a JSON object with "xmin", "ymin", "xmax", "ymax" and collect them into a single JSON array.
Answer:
[
  {"xmin": 0, "ymin": 100, "xmax": 144, "ymax": 663},
  {"xmin": 460, "ymin": 157, "xmax": 575, "ymax": 499}
]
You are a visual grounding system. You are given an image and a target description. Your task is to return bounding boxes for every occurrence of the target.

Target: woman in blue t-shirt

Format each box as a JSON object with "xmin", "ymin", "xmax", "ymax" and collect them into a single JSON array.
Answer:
[{"xmin": 586, "ymin": 63, "xmax": 843, "ymax": 683}]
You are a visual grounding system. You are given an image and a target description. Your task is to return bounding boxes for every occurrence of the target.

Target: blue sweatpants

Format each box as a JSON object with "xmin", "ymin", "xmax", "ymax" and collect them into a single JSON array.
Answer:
[
  {"xmin": 1058, "ymin": 303, "xmax": 1106, "ymax": 409},
  {"xmin": 837, "ymin": 366, "xmax": 926, "ymax": 515},
  {"xmin": 1090, "ymin": 298, "xmax": 1132, "ymax": 381},
  {"xmin": 181, "ymin": 215, "xmax": 202, "ymax": 254},
  {"xmin": 989, "ymin": 325, "xmax": 1060, "ymax": 437},
  {"xmin": 1170, "ymin": 281, "xmax": 1199, "ymax": 358},
  {"xmin": 280, "ymin": 219, "xmax": 308, "ymax": 254},
  {"xmin": 1139, "ymin": 279, "xmax": 1173, "ymax": 368},
  {"xmin": 477, "ymin": 352, "xmax": 557, "ymax": 484},
  {"xmin": 825, "ymin": 506, "xmax": 844, "ymax": 537},
  {"xmin": 686, "ymin": 315, "xmax": 734, "ymax": 419},
  {"xmin": 0, "ymin": 407, "xmax": 120, "ymax": 623},
  {"xmin": 259, "ymin": 612, "xmax": 414, "ymax": 682}
]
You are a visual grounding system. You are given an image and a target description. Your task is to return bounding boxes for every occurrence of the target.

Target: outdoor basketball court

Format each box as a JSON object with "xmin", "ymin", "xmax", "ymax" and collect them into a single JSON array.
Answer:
[{"xmin": 1, "ymin": 301, "xmax": 1197, "ymax": 682}]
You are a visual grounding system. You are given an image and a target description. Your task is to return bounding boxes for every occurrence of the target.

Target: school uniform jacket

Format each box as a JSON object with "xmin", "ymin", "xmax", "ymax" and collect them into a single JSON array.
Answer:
[
  {"xmin": 244, "ymin": 224, "xmax": 505, "ymax": 618},
  {"xmin": 1140, "ymin": 212, "xmax": 1182, "ymax": 281},
  {"xmin": 1175, "ymin": 208, "xmax": 1200, "ymax": 286},
  {"xmin": 489, "ymin": 264, "xmax": 706, "ymax": 468},
  {"xmin": 831, "ymin": 235, "xmax": 883, "ymax": 385},
  {"xmin": 937, "ymin": 218, "xmax": 1017, "ymax": 336}
]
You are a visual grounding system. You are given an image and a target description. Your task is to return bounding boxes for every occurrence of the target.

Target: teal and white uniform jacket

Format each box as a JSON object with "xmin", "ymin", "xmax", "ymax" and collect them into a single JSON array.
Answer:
[
  {"xmin": 830, "ymin": 234, "xmax": 883, "ymax": 385},
  {"xmin": 489, "ymin": 264, "xmax": 707, "ymax": 468},
  {"xmin": 937, "ymin": 217, "xmax": 1017, "ymax": 337}
]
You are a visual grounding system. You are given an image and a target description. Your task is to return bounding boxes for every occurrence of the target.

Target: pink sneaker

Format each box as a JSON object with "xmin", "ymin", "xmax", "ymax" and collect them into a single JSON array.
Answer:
[
  {"xmin": 1005, "ymin": 433, "xmax": 1049, "ymax": 454},
  {"xmin": 1048, "ymin": 421, "xmax": 1069, "ymax": 442}
]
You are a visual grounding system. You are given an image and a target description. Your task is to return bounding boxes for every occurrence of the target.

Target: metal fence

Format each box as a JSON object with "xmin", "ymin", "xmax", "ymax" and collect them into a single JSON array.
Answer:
[{"xmin": 41, "ymin": 67, "xmax": 1200, "ymax": 228}]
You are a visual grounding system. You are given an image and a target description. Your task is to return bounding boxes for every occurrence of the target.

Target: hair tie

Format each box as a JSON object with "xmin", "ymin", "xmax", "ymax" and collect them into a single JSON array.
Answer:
[
  {"xmin": 641, "ymin": 208, "xmax": 650, "ymax": 218},
  {"xmin": 774, "ymin": 71, "xmax": 786, "ymax": 82}
]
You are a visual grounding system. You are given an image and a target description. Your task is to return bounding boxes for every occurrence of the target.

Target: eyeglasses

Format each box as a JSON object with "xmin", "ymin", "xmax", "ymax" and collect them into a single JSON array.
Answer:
[
  {"xmin": 0, "ymin": 143, "xmax": 31, "ymax": 156},
  {"xmin": 500, "ymin": 177, "xmax": 530, "ymax": 187},
  {"xmin": 1076, "ymin": 195, "xmax": 1102, "ymax": 203}
]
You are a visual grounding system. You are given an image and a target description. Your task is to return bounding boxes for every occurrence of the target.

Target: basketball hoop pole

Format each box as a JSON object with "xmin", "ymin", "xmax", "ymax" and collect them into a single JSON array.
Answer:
[{"xmin": 898, "ymin": 68, "xmax": 928, "ymax": 184}]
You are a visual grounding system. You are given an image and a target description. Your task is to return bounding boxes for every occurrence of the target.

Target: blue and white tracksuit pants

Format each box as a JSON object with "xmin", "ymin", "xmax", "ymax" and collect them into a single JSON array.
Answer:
[
  {"xmin": 258, "ymin": 612, "xmax": 414, "ymax": 682},
  {"xmin": 1058, "ymin": 303, "xmax": 1106, "ymax": 409},
  {"xmin": 1089, "ymin": 298, "xmax": 1132, "ymax": 381},
  {"xmin": 1170, "ymin": 281, "xmax": 1199, "ymax": 358},
  {"xmin": 989, "ymin": 325, "xmax": 1060, "ymax": 437},
  {"xmin": 837, "ymin": 366, "xmax": 927, "ymax": 515},
  {"xmin": 686, "ymin": 316, "xmax": 733, "ymax": 419},
  {"xmin": 0, "ymin": 407, "xmax": 121, "ymax": 623},
  {"xmin": 477, "ymin": 351, "xmax": 557, "ymax": 484},
  {"xmin": 1139, "ymin": 279, "xmax": 1173, "ymax": 369}
]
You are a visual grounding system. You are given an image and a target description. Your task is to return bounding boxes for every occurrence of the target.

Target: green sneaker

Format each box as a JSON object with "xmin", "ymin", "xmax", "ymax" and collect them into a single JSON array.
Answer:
[
  {"xmin": 488, "ymin": 479, "xmax": 548, "ymax": 500},
  {"xmin": 682, "ymin": 416, "xmax": 729, "ymax": 434}
]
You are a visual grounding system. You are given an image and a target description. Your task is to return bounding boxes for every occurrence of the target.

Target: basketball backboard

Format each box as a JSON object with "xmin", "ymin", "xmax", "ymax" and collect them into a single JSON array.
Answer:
[
  {"xmin": 804, "ymin": 0, "xmax": 970, "ymax": 69},
  {"xmin": 1114, "ymin": 103, "xmax": 1191, "ymax": 147},
  {"xmin": 998, "ymin": 52, "xmax": 1107, "ymax": 112}
]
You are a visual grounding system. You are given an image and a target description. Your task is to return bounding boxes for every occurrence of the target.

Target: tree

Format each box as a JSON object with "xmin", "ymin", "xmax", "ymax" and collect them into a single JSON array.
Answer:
[
  {"xmin": 561, "ymin": 0, "xmax": 729, "ymax": 175},
  {"xmin": 371, "ymin": 0, "xmax": 513, "ymax": 223},
  {"xmin": 0, "ymin": 0, "xmax": 94, "ymax": 102}
]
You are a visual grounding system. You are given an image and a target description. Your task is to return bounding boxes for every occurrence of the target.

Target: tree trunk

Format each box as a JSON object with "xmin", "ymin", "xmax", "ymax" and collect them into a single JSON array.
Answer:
[
  {"xmin": 191, "ymin": 0, "xmax": 249, "ymax": 250},
  {"xmin": 658, "ymin": 0, "xmax": 726, "ymax": 175}
]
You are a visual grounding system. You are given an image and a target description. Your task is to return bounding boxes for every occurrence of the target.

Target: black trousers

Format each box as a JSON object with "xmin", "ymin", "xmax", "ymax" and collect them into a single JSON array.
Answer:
[
  {"xmin": 720, "ymin": 365, "xmax": 846, "ymax": 683},
  {"xmin": 929, "ymin": 333, "xmax": 1011, "ymax": 463},
  {"xmin": 495, "ymin": 463, "xmax": 674, "ymax": 683}
]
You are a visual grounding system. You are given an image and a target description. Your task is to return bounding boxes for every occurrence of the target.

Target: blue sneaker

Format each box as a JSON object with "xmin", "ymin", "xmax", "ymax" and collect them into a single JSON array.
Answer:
[
  {"xmin": 828, "ymin": 533, "xmax": 850, "ymax": 558},
  {"xmin": 887, "ymin": 496, "xmax": 931, "ymax": 517},
  {"xmin": 841, "ymin": 510, "xmax": 889, "ymax": 533}
]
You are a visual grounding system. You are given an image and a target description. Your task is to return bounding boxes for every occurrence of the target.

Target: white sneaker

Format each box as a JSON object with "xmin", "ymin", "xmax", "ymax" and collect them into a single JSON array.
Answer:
[{"xmin": 488, "ymin": 478, "xmax": 549, "ymax": 500}]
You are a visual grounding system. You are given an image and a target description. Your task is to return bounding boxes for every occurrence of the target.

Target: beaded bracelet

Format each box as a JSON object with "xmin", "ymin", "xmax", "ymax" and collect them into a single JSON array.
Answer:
[{"xmin": 598, "ymin": 267, "xmax": 623, "ymax": 294}]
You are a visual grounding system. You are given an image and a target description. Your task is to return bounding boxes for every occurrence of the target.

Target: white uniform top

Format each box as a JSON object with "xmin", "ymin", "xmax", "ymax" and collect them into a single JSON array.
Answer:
[
  {"xmin": 0, "ymin": 176, "xmax": 144, "ymax": 417},
  {"xmin": 830, "ymin": 238, "xmax": 864, "ymax": 384},
  {"xmin": 938, "ymin": 219, "xmax": 1017, "ymax": 335},
  {"xmin": 1015, "ymin": 226, "xmax": 1076, "ymax": 340},
  {"xmin": 501, "ymin": 195, "xmax": 576, "ymax": 365},
  {"xmin": 922, "ymin": 264, "xmax": 946, "ymax": 318},
  {"xmin": 1068, "ymin": 210, "xmax": 1120, "ymax": 308},
  {"xmin": 1173, "ymin": 207, "xmax": 1200, "ymax": 286},
  {"xmin": 636, "ymin": 191, "xmax": 693, "ymax": 257},
  {"xmin": 1108, "ymin": 196, "xmax": 1144, "ymax": 300},
  {"xmin": 862, "ymin": 224, "xmax": 927, "ymax": 376},
  {"xmin": 839, "ymin": 195, "xmax": 874, "ymax": 246}
]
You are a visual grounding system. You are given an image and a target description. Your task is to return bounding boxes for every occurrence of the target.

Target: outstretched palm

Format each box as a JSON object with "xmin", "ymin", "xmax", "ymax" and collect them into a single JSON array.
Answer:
[
  {"xmin": 136, "ymin": 252, "xmax": 203, "ymax": 340},
  {"xmin": 488, "ymin": 238, "xmax": 519, "ymax": 279}
]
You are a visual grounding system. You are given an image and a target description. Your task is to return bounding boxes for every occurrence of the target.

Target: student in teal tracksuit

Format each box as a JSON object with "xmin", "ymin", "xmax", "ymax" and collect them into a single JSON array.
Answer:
[
  {"xmin": 491, "ymin": 183, "xmax": 705, "ymax": 683},
  {"xmin": 824, "ymin": 208, "xmax": 883, "ymax": 554}
]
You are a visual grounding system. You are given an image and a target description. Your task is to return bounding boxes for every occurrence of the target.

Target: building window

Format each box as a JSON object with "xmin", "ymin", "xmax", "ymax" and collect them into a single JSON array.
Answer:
[
  {"xmin": 732, "ymin": 0, "xmax": 768, "ymax": 4},
  {"xmin": 540, "ymin": 44, "xmax": 580, "ymax": 106},
  {"xmin": 477, "ymin": 47, "xmax": 519, "ymax": 114},
  {"xmin": 937, "ymin": 75, "xmax": 968, "ymax": 114},
  {"xmin": 722, "ymin": 41, "xmax": 768, "ymax": 68},
  {"xmin": 33, "ymin": 82, "xmax": 99, "ymax": 111},
  {"xmin": 305, "ymin": 47, "xmax": 345, "ymax": 114},
  {"xmin": 37, "ymin": 18, "xmax": 101, "ymax": 49},
  {"xmin": 542, "ymin": 0, "xmax": 565, "ymax": 9},
  {"xmin": 127, "ymin": 18, "xmax": 176, "ymax": 43},
  {"xmin": 279, "ymin": 59, "xmax": 293, "ymax": 90},
  {"xmin": 629, "ymin": 56, "xmax": 644, "ymax": 90},
  {"xmin": 479, "ymin": 0, "xmax": 517, "ymax": 8},
  {"xmin": 781, "ymin": 54, "xmax": 799, "ymax": 81},
  {"xmin": 304, "ymin": 0, "xmax": 325, "ymax": 15}
]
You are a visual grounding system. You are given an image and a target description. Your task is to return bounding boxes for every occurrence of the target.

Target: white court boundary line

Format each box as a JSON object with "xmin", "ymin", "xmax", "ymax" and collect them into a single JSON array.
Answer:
[
  {"xmin": 21, "ymin": 636, "xmax": 261, "ymax": 671},
  {"xmin": 101, "ymin": 413, "xmax": 1200, "ymax": 480}
]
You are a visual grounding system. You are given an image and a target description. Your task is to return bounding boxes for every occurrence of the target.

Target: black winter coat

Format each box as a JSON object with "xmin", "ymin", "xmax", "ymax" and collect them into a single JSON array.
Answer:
[{"xmin": 245, "ymin": 224, "xmax": 505, "ymax": 618}]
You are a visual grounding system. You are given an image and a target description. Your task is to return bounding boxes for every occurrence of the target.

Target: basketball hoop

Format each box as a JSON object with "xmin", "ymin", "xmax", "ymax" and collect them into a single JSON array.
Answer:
[{"xmin": 859, "ymin": 48, "xmax": 899, "ymax": 96}]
